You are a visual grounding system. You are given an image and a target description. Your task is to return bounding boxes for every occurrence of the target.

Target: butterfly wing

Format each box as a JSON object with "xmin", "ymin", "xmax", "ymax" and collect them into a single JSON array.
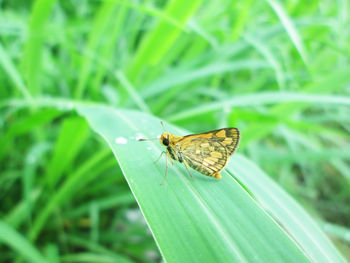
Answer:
[
  {"xmin": 176, "ymin": 128, "xmax": 240, "ymax": 178},
  {"xmin": 183, "ymin": 128, "xmax": 240, "ymax": 155},
  {"xmin": 178, "ymin": 138, "xmax": 228, "ymax": 178}
]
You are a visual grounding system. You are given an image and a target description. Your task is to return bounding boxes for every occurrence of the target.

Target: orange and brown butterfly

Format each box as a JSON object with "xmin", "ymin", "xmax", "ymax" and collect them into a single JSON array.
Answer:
[{"xmin": 140, "ymin": 124, "xmax": 240, "ymax": 183}]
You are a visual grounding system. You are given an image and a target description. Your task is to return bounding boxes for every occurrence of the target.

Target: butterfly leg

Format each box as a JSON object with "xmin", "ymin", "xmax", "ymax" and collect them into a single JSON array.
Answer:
[
  {"xmin": 160, "ymin": 152, "xmax": 169, "ymax": 185},
  {"xmin": 154, "ymin": 151, "xmax": 166, "ymax": 164},
  {"xmin": 182, "ymin": 160, "xmax": 194, "ymax": 181}
]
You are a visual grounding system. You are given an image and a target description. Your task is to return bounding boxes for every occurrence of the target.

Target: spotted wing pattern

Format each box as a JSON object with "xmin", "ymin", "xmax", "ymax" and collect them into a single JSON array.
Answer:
[
  {"xmin": 178, "ymin": 139, "xmax": 228, "ymax": 178},
  {"xmin": 176, "ymin": 128, "xmax": 240, "ymax": 178},
  {"xmin": 204, "ymin": 128, "xmax": 240, "ymax": 156}
]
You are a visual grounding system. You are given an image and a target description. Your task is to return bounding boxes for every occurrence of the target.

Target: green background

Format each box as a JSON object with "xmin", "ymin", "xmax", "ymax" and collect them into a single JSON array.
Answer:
[{"xmin": 1, "ymin": 0, "xmax": 350, "ymax": 262}]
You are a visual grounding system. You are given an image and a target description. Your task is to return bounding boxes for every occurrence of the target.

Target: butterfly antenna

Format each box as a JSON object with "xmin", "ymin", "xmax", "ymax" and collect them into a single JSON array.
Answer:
[
  {"xmin": 138, "ymin": 137, "xmax": 158, "ymax": 141},
  {"xmin": 160, "ymin": 121, "xmax": 166, "ymax": 132}
]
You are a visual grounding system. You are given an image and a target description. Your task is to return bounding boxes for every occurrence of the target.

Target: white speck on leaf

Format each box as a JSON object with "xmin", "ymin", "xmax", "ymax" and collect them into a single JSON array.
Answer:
[
  {"xmin": 115, "ymin": 137, "xmax": 127, "ymax": 144},
  {"xmin": 147, "ymin": 146, "xmax": 152, "ymax": 150}
]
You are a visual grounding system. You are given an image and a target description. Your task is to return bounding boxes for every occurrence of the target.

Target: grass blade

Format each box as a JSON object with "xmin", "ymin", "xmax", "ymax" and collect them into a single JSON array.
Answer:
[
  {"xmin": 230, "ymin": 155, "xmax": 346, "ymax": 263},
  {"xmin": 127, "ymin": 0, "xmax": 202, "ymax": 83},
  {"xmin": 167, "ymin": 92, "xmax": 350, "ymax": 122},
  {"xmin": 0, "ymin": 220, "xmax": 46, "ymax": 263},
  {"xmin": 0, "ymin": 43, "xmax": 31, "ymax": 100},
  {"xmin": 266, "ymin": 0, "xmax": 309, "ymax": 65},
  {"xmin": 76, "ymin": 105, "xmax": 310, "ymax": 262},
  {"xmin": 22, "ymin": 0, "xmax": 57, "ymax": 95}
]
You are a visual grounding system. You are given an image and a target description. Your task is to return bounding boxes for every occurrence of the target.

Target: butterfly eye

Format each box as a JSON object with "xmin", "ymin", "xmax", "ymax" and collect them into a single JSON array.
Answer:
[{"xmin": 162, "ymin": 137, "xmax": 169, "ymax": 146}]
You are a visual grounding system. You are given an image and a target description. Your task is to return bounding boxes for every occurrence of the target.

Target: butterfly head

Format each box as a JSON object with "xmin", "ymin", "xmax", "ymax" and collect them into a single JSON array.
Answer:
[{"xmin": 159, "ymin": 132, "xmax": 171, "ymax": 146}]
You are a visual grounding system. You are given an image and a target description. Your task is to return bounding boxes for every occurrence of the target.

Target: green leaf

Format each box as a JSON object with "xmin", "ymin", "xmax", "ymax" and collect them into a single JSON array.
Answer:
[
  {"xmin": 167, "ymin": 92, "xmax": 350, "ymax": 122},
  {"xmin": 0, "ymin": 220, "xmax": 46, "ymax": 263},
  {"xmin": 266, "ymin": 0, "xmax": 309, "ymax": 65},
  {"xmin": 46, "ymin": 116, "xmax": 90, "ymax": 187},
  {"xmin": 230, "ymin": 155, "xmax": 346, "ymax": 263},
  {"xmin": 127, "ymin": 0, "xmax": 203, "ymax": 83},
  {"xmin": 22, "ymin": 0, "xmax": 57, "ymax": 95},
  {"xmin": 0, "ymin": 108, "xmax": 62, "ymax": 161},
  {"xmin": 75, "ymin": 1, "xmax": 119, "ymax": 98},
  {"xmin": 29, "ymin": 148, "xmax": 111, "ymax": 241},
  {"xmin": 0, "ymin": 43, "xmax": 31, "ymax": 100},
  {"xmin": 76, "ymin": 104, "xmax": 311, "ymax": 262}
]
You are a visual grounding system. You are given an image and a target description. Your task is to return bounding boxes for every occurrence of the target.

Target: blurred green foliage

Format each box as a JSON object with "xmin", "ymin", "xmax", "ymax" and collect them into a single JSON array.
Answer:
[{"xmin": 0, "ymin": 0, "xmax": 350, "ymax": 262}]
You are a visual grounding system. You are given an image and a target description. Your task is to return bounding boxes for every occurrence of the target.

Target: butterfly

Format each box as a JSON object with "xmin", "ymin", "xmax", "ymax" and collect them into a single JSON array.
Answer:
[{"xmin": 140, "ymin": 124, "xmax": 240, "ymax": 184}]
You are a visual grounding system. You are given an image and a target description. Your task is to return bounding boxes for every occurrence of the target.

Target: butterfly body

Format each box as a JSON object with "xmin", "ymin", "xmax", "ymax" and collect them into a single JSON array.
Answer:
[{"xmin": 159, "ymin": 128, "xmax": 240, "ymax": 179}]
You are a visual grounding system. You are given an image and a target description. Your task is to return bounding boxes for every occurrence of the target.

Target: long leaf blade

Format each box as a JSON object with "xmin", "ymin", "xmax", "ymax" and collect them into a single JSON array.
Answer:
[{"xmin": 77, "ymin": 105, "xmax": 310, "ymax": 262}]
